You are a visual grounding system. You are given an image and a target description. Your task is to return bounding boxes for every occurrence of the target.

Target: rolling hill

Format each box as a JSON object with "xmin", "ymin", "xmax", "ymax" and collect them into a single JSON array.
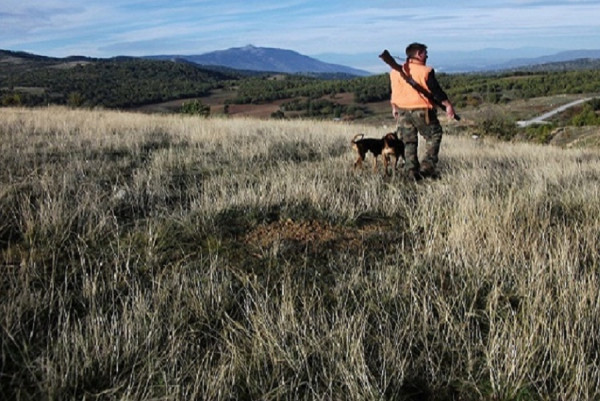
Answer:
[{"xmin": 0, "ymin": 50, "xmax": 239, "ymax": 108}]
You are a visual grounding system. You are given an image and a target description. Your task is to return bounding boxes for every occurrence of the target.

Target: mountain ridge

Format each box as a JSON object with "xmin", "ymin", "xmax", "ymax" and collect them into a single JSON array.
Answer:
[
  {"xmin": 3, "ymin": 46, "xmax": 600, "ymax": 77},
  {"xmin": 313, "ymin": 47, "xmax": 600, "ymax": 73},
  {"xmin": 427, "ymin": 48, "xmax": 600, "ymax": 73},
  {"xmin": 145, "ymin": 45, "xmax": 371, "ymax": 76}
]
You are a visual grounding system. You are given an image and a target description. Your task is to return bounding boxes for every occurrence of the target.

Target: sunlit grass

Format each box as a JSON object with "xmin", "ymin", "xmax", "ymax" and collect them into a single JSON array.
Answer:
[{"xmin": 2, "ymin": 106, "xmax": 600, "ymax": 400}]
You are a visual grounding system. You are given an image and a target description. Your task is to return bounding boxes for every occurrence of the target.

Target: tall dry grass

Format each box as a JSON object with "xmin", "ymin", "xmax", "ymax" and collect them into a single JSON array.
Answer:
[{"xmin": 2, "ymin": 106, "xmax": 600, "ymax": 400}]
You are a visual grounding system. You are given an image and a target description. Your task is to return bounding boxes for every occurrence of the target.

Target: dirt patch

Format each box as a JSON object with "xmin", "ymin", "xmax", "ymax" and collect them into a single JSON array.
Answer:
[
  {"xmin": 226, "ymin": 102, "xmax": 282, "ymax": 118},
  {"xmin": 243, "ymin": 219, "xmax": 383, "ymax": 252},
  {"xmin": 322, "ymin": 92, "xmax": 355, "ymax": 105}
]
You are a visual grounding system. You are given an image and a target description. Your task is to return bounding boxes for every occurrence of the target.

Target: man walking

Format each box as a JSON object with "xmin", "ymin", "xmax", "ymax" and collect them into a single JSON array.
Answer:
[{"xmin": 388, "ymin": 42, "xmax": 455, "ymax": 180}]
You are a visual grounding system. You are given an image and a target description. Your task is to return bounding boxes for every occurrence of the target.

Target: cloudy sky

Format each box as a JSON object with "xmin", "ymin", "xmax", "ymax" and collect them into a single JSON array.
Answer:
[{"xmin": 2, "ymin": 0, "xmax": 599, "ymax": 72}]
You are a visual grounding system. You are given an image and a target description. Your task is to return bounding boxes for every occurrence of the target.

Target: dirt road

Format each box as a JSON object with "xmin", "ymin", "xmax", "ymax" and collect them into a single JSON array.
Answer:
[{"xmin": 517, "ymin": 97, "xmax": 593, "ymax": 127}]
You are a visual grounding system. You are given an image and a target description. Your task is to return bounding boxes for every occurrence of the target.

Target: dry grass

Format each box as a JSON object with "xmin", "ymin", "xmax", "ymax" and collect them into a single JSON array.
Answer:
[{"xmin": 2, "ymin": 106, "xmax": 600, "ymax": 400}]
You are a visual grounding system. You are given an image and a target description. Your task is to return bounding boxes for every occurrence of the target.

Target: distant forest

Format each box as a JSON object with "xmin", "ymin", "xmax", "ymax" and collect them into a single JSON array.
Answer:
[
  {"xmin": 233, "ymin": 68, "xmax": 600, "ymax": 108},
  {"xmin": 2, "ymin": 51, "xmax": 600, "ymax": 117},
  {"xmin": 1, "ymin": 58, "xmax": 238, "ymax": 108}
]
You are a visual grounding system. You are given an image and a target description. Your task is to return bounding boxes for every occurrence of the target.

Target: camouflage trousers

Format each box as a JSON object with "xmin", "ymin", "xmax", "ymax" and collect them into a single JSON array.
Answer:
[{"xmin": 396, "ymin": 108, "xmax": 443, "ymax": 177}]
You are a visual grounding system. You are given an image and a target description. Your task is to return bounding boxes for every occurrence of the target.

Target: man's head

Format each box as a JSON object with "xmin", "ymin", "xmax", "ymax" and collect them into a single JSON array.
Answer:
[{"xmin": 405, "ymin": 42, "xmax": 428, "ymax": 63}]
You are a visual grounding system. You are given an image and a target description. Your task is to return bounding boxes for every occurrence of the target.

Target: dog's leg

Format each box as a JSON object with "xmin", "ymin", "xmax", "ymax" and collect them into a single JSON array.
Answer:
[
  {"xmin": 383, "ymin": 155, "xmax": 388, "ymax": 176},
  {"xmin": 354, "ymin": 156, "xmax": 362, "ymax": 169},
  {"xmin": 354, "ymin": 150, "xmax": 365, "ymax": 169}
]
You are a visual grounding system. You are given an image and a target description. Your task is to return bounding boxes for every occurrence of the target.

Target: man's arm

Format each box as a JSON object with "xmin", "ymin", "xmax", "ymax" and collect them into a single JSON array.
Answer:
[
  {"xmin": 427, "ymin": 70, "xmax": 455, "ymax": 120},
  {"xmin": 389, "ymin": 72, "xmax": 400, "ymax": 119},
  {"xmin": 426, "ymin": 70, "xmax": 448, "ymax": 103},
  {"xmin": 391, "ymin": 103, "xmax": 399, "ymax": 119}
]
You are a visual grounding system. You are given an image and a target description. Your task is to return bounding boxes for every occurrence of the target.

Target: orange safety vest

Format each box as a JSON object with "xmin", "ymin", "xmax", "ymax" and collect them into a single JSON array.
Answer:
[{"xmin": 390, "ymin": 59, "xmax": 434, "ymax": 110}]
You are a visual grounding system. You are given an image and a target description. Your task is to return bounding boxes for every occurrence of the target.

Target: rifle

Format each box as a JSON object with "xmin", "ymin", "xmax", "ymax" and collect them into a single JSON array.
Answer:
[{"xmin": 379, "ymin": 49, "xmax": 460, "ymax": 121}]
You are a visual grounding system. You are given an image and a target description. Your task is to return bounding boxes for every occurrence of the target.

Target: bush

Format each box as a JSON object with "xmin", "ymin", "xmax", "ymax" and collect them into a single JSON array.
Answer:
[
  {"xmin": 570, "ymin": 102, "xmax": 600, "ymax": 126},
  {"xmin": 522, "ymin": 123, "xmax": 556, "ymax": 144},
  {"xmin": 270, "ymin": 110, "xmax": 285, "ymax": 119},
  {"xmin": 1, "ymin": 93, "xmax": 22, "ymax": 106},
  {"xmin": 475, "ymin": 110, "xmax": 518, "ymax": 140},
  {"xmin": 67, "ymin": 92, "xmax": 84, "ymax": 108},
  {"xmin": 180, "ymin": 100, "xmax": 210, "ymax": 116}
]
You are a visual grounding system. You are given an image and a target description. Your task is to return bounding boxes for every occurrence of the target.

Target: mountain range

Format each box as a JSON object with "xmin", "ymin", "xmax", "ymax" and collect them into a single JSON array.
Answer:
[
  {"xmin": 431, "ymin": 48, "xmax": 600, "ymax": 73},
  {"xmin": 3, "ymin": 45, "xmax": 600, "ymax": 78},
  {"xmin": 146, "ymin": 45, "xmax": 371, "ymax": 76},
  {"xmin": 146, "ymin": 45, "xmax": 600, "ymax": 75},
  {"xmin": 314, "ymin": 47, "xmax": 600, "ymax": 73}
]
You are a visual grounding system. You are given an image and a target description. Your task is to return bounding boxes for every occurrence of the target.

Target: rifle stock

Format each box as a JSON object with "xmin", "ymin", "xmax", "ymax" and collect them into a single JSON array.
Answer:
[{"xmin": 379, "ymin": 50, "xmax": 460, "ymax": 121}]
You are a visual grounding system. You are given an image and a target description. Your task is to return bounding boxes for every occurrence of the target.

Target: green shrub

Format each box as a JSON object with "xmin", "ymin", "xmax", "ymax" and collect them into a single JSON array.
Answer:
[
  {"xmin": 476, "ymin": 110, "xmax": 518, "ymax": 140},
  {"xmin": 570, "ymin": 102, "xmax": 600, "ymax": 126},
  {"xmin": 522, "ymin": 123, "xmax": 556, "ymax": 144},
  {"xmin": 180, "ymin": 99, "xmax": 210, "ymax": 116}
]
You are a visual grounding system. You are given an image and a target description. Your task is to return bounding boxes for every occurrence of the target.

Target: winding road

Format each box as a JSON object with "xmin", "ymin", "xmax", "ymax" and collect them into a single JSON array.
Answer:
[{"xmin": 517, "ymin": 97, "xmax": 593, "ymax": 127}]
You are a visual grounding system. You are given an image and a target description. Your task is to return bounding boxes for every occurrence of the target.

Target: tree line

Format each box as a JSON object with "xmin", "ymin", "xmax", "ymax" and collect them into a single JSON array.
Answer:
[
  {"xmin": 228, "ymin": 68, "xmax": 600, "ymax": 113},
  {"xmin": 2, "ymin": 55, "xmax": 599, "ymax": 121}
]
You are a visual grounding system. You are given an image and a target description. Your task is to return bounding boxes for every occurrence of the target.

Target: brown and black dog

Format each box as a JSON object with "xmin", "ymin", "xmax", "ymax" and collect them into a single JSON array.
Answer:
[{"xmin": 351, "ymin": 132, "xmax": 404, "ymax": 175}]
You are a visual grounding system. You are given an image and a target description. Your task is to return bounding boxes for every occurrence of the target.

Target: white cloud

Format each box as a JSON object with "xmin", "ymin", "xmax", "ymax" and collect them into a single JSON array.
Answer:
[{"xmin": 2, "ymin": 0, "xmax": 599, "ymax": 59}]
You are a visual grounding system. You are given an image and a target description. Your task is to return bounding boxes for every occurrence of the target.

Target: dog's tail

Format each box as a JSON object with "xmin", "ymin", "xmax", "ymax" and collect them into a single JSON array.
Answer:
[{"xmin": 351, "ymin": 133, "xmax": 364, "ymax": 144}]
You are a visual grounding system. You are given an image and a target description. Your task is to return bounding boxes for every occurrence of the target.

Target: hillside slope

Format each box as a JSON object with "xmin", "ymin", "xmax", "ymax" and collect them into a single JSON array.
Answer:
[{"xmin": 0, "ymin": 50, "xmax": 239, "ymax": 108}]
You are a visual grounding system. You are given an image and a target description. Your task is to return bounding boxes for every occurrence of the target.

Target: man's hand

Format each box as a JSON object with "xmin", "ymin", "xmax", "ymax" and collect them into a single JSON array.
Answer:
[{"xmin": 442, "ymin": 101, "xmax": 455, "ymax": 120}]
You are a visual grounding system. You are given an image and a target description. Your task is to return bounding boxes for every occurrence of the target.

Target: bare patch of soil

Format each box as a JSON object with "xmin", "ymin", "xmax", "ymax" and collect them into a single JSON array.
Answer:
[
  {"xmin": 225, "ymin": 102, "xmax": 282, "ymax": 118},
  {"xmin": 243, "ymin": 219, "xmax": 383, "ymax": 252}
]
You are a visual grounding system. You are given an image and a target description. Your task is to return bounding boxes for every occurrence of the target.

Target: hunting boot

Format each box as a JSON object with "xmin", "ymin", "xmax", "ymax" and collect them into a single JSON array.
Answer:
[{"xmin": 419, "ymin": 161, "xmax": 439, "ymax": 179}]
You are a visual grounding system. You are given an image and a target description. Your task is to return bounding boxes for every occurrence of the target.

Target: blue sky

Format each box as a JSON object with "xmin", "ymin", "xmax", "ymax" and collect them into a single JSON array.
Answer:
[{"xmin": 2, "ymin": 0, "xmax": 599, "ymax": 72}]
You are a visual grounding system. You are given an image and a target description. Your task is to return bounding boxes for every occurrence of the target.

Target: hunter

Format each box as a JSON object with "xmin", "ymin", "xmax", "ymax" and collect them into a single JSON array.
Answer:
[{"xmin": 388, "ymin": 42, "xmax": 456, "ymax": 180}]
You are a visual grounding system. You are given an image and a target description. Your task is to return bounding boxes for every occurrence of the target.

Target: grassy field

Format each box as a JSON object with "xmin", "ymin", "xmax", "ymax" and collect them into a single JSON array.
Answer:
[{"xmin": 2, "ymin": 107, "xmax": 600, "ymax": 400}]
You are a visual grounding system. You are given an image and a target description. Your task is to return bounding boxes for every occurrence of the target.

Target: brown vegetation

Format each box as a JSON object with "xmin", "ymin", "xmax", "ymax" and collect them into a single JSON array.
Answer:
[{"xmin": 2, "ymin": 107, "xmax": 600, "ymax": 400}]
